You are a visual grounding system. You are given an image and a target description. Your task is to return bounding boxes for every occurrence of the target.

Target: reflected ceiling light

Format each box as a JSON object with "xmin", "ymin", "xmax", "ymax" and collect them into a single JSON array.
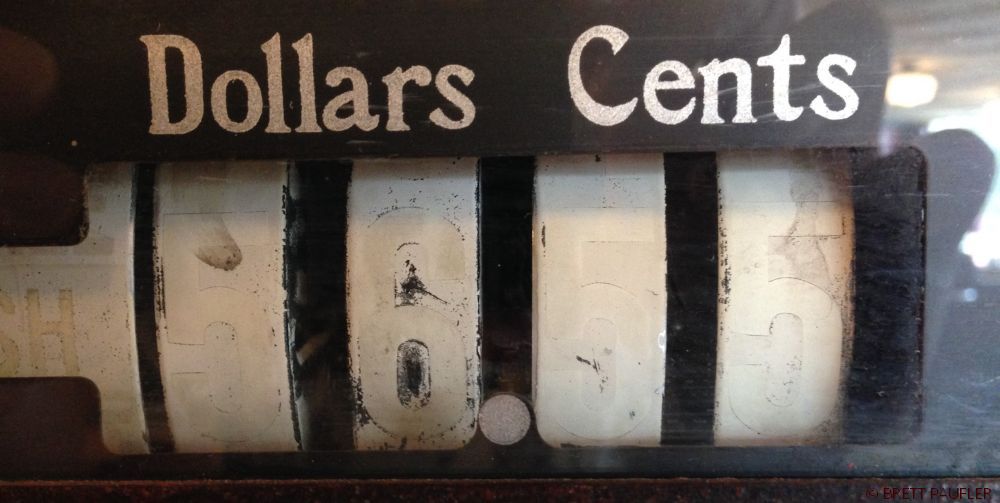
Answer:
[{"xmin": 885, "ymin": 71, "xmax": 938, "ymax": 108}]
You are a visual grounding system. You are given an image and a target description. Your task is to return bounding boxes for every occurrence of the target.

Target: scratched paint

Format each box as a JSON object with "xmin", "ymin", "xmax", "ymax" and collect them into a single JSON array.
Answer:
[
  {"xmin": 715, "ymin": 150, "xmax": 854, "ymax": 446},
  {"xmin": 154, "ymin": 161, "xmax": 297, "ymax": 452},
  {"xmin": 0, "ymin": 164, "xmax": 148, "ymax": 454},
  {"xmin": 191, "ymin": 215, "xmax": 243, "ymax": 271},
  {"xmin": 533, "ymin": 154, "xmax": 667, "ymax": 447},
  {"xmin": 347, "ymin": 158, "xmax": 480, "ymax": 450},
  {"xmin": 396, "ymin": 339, "xmax": 432, "ymax": 408}
]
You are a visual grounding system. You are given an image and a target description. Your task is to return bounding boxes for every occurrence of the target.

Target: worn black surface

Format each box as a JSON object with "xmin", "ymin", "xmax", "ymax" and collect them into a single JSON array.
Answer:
[
  {"xmin": 845, "ymin": 148, "xmax": 926, "ymax": 444},
  {"xmin": 396, "ymin": 340, "xmax": 432, "ymax": 408},
  {"xmin": 661, "ymin": 153, "xmax": 719, "ymax": 445},
  {"xmin": 132, "ymin": 163, "xmax": 176, "ymax": 453},
  {"xmin": 0, "ymin": 1, "xmax": 886, "ymax": 162},
  {"xmin": 286, "ymin": 160, "xmax": 354, "ymax": 450},
  {"xmin": 480, "ymin": 158, "xmax": 534, "ymax": 396}
]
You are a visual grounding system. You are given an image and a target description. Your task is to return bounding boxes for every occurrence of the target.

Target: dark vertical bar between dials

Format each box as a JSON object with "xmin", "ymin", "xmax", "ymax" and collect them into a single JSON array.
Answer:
[
  {"xmin": 281, "ymin": 162, "xmax": 302, "ymax": 450},
  {"xmin": 844, "ymin": 147, "xmax": 926, "ymax": 443},
  {"xmin": 132, "ymin": 163, "xmax": 175, "ymax": 453},
  {"xmin": 480, "ymin": 157, "xmax": 535, "ymax": 397},
  {"xmin": 661, "ymin": 153, "xmax": 719, "ymax": 445},
  {"xmin": 286, "ymin": 160, "xmax": 354, "ymax": 450}
]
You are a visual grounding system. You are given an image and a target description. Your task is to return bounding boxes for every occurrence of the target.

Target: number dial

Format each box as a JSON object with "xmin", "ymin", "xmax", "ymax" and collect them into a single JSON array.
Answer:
[
  {"xmin": 534, "ymin": 154, "xmax": 667, "ymax": 447},
  {"xmin": 155, "ymin": 162, "xmax": 297, "ymax": 452},
  {"xmin": 347, "ymin": 158, "xmax": 480, "ymax": 450},
  {"xmin": 715, "ymin": 151, "xmax": 854, "ymax": 445}
]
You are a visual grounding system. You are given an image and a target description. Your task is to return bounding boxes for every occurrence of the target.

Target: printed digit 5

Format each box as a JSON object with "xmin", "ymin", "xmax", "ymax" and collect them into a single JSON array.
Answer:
[
  {"xmin": 155, "ymin": 162, "xmax": 297, "ymax": 452},
  {"xmin": 534, "ymin": 154, "xmax": 667, "ymax": 446},
  {"xmin": 715, "ymin": 151, "xmax": 854, "ymax": 445}
]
